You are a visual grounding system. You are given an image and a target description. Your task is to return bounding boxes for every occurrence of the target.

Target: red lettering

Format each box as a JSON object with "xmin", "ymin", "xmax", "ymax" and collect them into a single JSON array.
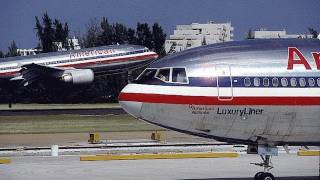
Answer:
[
  {"xmin": 287, "ymin": 47, "xmax": 311, "ymax": 70},
  {"xmin": 69, "ymin": 53, "xmax": 75, "ymax": 59},
  {"xmin": 312, "ymin": 52, "xmax": 320, "ymax": 70}
]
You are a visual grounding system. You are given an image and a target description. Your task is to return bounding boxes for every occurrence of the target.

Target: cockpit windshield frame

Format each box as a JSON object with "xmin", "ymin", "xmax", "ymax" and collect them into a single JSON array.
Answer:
[
  {"xmin": 135, "ymin": 68, "xmax": 158, "ymax": 82},
  {"xmin": 155, "ymin": 67, "xmax": 172, "ymax": 82},
  {"xmin": 135, "ymin": 67, "xmax": 189, "ymax": 85},
  {"xmin": 171, "ymin": 67, "xmax": 189, "ymax": 84}
]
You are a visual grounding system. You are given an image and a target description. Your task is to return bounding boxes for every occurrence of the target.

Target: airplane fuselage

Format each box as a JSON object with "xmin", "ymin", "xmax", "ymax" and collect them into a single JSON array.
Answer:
[
  {"xmin": 119, "ymin": 39, "xmax": 320, "ymax": 146},
  {"xmin": 0, "ymin": 45, "xmax": 158, "ymax": 81}
]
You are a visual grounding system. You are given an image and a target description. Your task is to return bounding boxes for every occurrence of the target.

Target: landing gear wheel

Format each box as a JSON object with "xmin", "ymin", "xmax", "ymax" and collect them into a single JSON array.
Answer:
[
  {"xmin": 259, "ymin": 172, "xmax": 275, "ymax": 180},
  {"xmin": 254, "ymin": 172, "xmax": 264, "ymax": 180},
  {"xmin": 252, "ymin": 154, "xmax": 275, "ymax": 179}
]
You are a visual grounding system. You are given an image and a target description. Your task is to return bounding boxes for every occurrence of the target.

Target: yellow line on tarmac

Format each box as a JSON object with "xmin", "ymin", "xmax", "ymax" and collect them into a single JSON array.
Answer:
[
  {"xmin": 0, "ymin": 158, "xmax": 11, "ymax": 164},
  {"xmin": 80, "ymin": 152, "xmax": 239, "ymax": 161},
  {"xmin": 297, "ymin": 150, "xmax": 320, "ymax": 156}
]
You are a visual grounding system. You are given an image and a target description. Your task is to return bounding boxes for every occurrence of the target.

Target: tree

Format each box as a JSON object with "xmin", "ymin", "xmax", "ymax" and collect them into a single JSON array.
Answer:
[
  {"xmin": 246, "ymin": 29, "xmax": 254, "ymax": 39},
  {"xmin": 82, "ymin": 18, "xmax": 102, "ymax": 48},
  {"xmin": 127, "ymin": 28, "xmax": 137, "ymax": 44},
  {"xmin": 99, "ymin": 17, "xmax": 113, "ymax": 45},
  {"xmin": 35, "ymin": 16, "xmax": 44, "ymax": 45},
  {"xmin": 0, "ymin": 51, "xmax": 4, "ymax": 58},
  {"xmin": 152, "ymin": 23, "xmax": 166, "ymax": 57},
  {"xmin": 308, "ymin": 27, "xmax": 318, "ymax": 38},
  {"xmin": 136, "ymin": 23, "xmax": 153, "ymax": 49},
  {"xmin": 35, "ymin": 12, "xmax": 56, "ymax": 52},
  {"xmin": 7, "ymin": 41, "xmax": 19, "ymax": 57},
  {"xmin": 113, "ymin": 23, "xmax": 128, "ymax": 44},
  {"xmin": 35, "ymin": 12, "xmax": 69, "ymax": 52},
  {"xmin": 54, "ymin": 19, "xmax": 69, "ymax": 49},
  {"xmin": 63, "ymin": 23, "xmax": 69, "ymax": 46}
]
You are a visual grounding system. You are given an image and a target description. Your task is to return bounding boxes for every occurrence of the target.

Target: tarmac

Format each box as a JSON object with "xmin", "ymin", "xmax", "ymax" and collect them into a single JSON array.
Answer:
[
  {"xmin": 0, "ymin": 108, "xmax": 125, "ymax": 116},
  {"xmin": 1, "ymin": 154, "xmax": 319, "ymax": 180}
]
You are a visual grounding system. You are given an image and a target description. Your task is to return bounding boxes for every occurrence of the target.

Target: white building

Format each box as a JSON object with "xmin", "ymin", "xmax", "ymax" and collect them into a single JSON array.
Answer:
[
  {"xmin": 17, "ymin": 37, "xmax": 81, "ymax": 56},
  {"xmin": 54, "ymin": 37, "xmax": 81, "ymax": 51},
  {"xmin": 253, "ymin": 29, "xmax": 313, "ymax": 39},
  {"xmin": 165, "ymin": 21, "xmax": 234, "ymax": 54},
  {"xmin": 17, "ymin": 48, "xmax": 41, "ymax": 56}
]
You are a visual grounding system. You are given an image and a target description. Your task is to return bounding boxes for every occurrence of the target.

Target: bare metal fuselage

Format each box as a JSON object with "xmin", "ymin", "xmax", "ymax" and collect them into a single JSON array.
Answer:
[
  {"xmin": 0, "ymin": 45, "xmax": 158, "ymax": 81},
  {"xmin": 119, "ymin": 39, "xmax": 320, "ymax": 146}
]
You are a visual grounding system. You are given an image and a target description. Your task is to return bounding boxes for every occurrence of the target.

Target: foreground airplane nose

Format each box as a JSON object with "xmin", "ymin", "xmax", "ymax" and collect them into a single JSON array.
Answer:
[{"xmin": 119, "ymin": 95, "xmax": 142, "ymax": 118}]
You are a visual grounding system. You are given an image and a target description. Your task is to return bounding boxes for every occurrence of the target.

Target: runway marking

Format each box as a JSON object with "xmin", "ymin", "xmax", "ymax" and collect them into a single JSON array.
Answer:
[
  {"xmin": 297, "ymin": 150, "xmax": 320, "ymax": 156},
  {"xmin": 0, "ymin": 158, "xmax": 11, "ymax": 164},
  {"xmin": 80, "ymin": 152, "xmax": 239, "ymax": 161}
]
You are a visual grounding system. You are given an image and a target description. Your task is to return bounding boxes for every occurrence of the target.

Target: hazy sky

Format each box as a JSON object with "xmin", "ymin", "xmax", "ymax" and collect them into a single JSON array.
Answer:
[{"xmin": 0, "ymin": 0, "xmax": 319, "ymax": 52}]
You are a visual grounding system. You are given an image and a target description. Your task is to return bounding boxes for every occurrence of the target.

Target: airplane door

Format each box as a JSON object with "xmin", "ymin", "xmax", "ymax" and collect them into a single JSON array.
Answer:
[{"xmin": 216, "ymin": 65, "xmax": 233, "ymax": 100}]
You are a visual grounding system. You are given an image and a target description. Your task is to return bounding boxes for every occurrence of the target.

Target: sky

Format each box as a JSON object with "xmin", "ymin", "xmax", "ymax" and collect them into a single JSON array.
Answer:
[{"xmin": 0, "ymin": 0, "xmax": 319, "ymax": 52}]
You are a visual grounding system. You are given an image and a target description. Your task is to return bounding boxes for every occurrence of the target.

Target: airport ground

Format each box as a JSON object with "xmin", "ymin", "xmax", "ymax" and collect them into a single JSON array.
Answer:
[
  {"xmin": 1, "ymin": 154, "xmax": 319, "ymax": 180},
  {"xmin": 0, "ymin": 103, "xmax": 121, "ymax": 110},
  {"xmin": 0, "ymin": 104, "xmax": 319, "ymax": 179},
  {"xmin": 0, "ymin": 131, "xmax": 214, "ymax": 148}
]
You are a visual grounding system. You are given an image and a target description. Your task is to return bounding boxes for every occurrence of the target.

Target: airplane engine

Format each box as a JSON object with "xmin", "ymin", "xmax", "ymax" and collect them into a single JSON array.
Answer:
[{"xmin": 61, "ymin": 69, "xmax": 94, "ymax": 84}]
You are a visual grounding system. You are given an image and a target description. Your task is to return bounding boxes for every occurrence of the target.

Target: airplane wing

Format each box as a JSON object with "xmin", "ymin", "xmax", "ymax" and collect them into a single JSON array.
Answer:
[{"xmin": 19, "ymin": 63, "xmax": 66, "ymax": 86}]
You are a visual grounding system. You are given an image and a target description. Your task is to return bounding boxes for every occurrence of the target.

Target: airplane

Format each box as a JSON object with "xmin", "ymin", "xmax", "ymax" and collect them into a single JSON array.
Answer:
[
  {"xmin": 118, "ymin": 39, "xmax": 320, "ymax": 180},
  {"xmin": 0, "ymin": 44, "xmax": 158, "ymax": 86}
]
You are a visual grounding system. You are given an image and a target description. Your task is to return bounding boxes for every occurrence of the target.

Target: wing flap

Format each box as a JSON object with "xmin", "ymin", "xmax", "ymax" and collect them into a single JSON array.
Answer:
[{"xmin": 19, "ymin": 63, "xmax": 65, "ymax": 86}]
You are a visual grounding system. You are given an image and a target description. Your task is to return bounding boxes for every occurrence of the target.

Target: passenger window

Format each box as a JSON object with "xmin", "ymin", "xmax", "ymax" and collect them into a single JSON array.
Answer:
[
  {"xmin": 253, "ymin": 77, "xmax": 260, "ymax": 87},
  {"xmin": 136, "ymin": 68, "xmax": 157, "ymax": 82},
  {"xmin": 263, "ymin": 78, "xmax": 269, "ymax": 87},
  {"xmin": 172, "ymin": 68, "xmax": 188, "ymax": 83},
  {"xmin": 156, "ymin": 68, "xmax": 171, "ymax": 82},
  {"xmin": 308, "ymin": 78, "xmax": 315, "ymax": 87},
  {"xmin": 244, "ymin": 77, "xmax": 251, "ymax": 87},
  {"xmin": 272, "ymin": 78, "xmax": 279, "ymax": 87},
  {"xmin": 281, "ymin": 78, "xmax": 288, "ymax": 87},
  {"xmin": 299, "ymin": 78, "xmax": 306, "ymax": 87},
  {"xmin": 317, "ymin": 78, "xmax": 320, "ymax": 86},
  {"xmin": 290, "ymin": 78, "xmax": 297, "ymax": 87}
]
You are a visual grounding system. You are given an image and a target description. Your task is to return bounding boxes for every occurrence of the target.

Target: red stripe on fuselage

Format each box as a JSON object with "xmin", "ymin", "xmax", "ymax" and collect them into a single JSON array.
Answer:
[
  {"xmin": 0, "ymin": 71, "xmax": 19, "ymax": 76},
  {"xmin": 0, "ymin": 53, "xmax": 157, "ymax": 77},
  {"xmin": 119, "ymin": 92, "xmax": 320, "ymax": 105}
]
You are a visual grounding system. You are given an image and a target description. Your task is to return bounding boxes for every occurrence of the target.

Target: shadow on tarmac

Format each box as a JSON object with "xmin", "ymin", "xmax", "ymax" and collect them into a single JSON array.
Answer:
[{"xmin": 182, "ymin": 176, "xmax": 319, "ymax": 180}]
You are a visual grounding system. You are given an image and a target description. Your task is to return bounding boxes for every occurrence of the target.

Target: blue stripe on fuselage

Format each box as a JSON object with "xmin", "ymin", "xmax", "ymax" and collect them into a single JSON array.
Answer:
[{"xmin": 136, "ymin": 76, "xmax": 320, "ymax": 88}]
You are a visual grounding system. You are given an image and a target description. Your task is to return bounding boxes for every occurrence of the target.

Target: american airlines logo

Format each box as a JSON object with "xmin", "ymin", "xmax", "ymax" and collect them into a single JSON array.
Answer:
[
  {"xmin": 287, "ymin": 47, "xmax": 320, "ymax": 70},
  {"xmin": 69, "ymin": 49, "xmax": 116, "ymax": 59}
]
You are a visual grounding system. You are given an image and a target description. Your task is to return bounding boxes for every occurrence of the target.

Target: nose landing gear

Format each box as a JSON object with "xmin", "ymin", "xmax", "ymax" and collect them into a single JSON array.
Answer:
[
  {"xmin": 248, "ymin": 144, "xmax": 278, "ymax": 180},
  {"xmin": 252, "ymin": 155, "xmax": 275, "ymax": 180}
]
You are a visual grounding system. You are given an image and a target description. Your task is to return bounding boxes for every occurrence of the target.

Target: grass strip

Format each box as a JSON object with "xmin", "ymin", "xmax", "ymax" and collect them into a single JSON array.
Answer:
[{"xmin": 0, "ymin": 114, "xmax": 163, "ymax": 134}]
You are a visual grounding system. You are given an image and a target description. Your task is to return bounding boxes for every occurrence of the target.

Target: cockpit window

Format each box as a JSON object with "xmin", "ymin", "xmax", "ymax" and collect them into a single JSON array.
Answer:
[
  {"xmin": 172, "ymin": 68, "xmax": 188, "ymax": 83},
  {"xmin": 134, "ymin": 67, "xmax": 189, "ymax": 85},
  {"xmin": 156, "ymin": 68, "xmax": 171, "ymax": 82},
  {"xmin": 136, "ymin": 68, "xmax": 157, "ymax": 82}
]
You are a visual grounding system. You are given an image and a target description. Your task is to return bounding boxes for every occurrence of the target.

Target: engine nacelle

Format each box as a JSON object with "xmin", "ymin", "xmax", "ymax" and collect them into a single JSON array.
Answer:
[{"xmin": 61, "ymin": 69, "xmax": 94, "ymax": 84}]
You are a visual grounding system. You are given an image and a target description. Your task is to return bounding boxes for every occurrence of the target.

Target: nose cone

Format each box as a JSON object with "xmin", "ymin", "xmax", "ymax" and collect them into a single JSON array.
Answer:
[
  {"xmin": 119, "ymin": 85, "xmax": 142, "ymax": 118},
  {"xmin": 119, "ymin": 100, "xmax": 142, "ymax": 118}
]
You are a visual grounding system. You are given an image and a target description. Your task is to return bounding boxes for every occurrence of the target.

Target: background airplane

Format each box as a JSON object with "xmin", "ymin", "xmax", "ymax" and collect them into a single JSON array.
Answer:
[
  {"xmin": 119, "ymin": 39, "xmax": 320, "ymax": 180},
  {"xmin": 0, "ymin": 45, "xmax": 158, "ymax": 86}
]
